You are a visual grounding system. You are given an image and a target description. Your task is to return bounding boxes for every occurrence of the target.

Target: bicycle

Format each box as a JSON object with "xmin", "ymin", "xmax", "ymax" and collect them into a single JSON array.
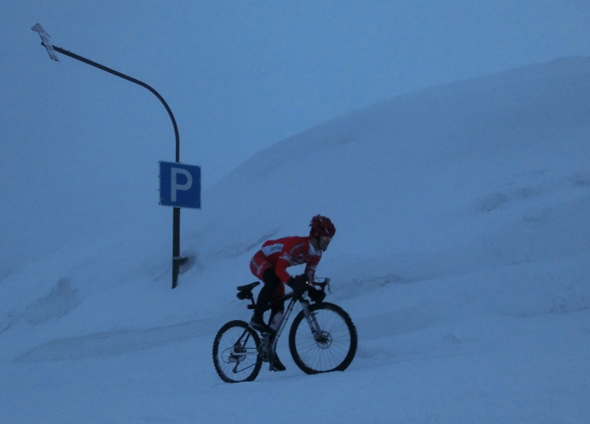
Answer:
[{"xmin": 212, "ymin": 278, "xmax": 358, "ymax": 383}]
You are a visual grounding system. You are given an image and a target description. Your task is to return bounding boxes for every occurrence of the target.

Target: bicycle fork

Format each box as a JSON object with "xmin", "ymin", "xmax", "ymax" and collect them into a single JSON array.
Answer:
[{"xmin": 300, "ymin": 300, "xmax": 325, "ymax": 342}]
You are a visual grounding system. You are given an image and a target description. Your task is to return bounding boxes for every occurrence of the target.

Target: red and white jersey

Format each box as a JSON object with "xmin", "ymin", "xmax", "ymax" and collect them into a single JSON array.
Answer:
[{"xmin": 250, "ymin": 236, "xmax": 322, "ymax": 284}]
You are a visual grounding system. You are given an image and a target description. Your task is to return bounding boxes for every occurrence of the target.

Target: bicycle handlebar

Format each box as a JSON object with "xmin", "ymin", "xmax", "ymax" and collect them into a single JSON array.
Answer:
[{"xmin": 311, "ymin": 277, "xmax": 331, "ymax": 293}]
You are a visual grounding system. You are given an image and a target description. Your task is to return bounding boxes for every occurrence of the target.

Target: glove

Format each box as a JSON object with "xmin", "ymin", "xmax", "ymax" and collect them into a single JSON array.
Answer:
[
  {"xmin": 308, "ymin": 287, "xmax": 326, "ymax": 303},
  {"xmin": 294, "ymin": 274, "xmax": 309, "ymax": 283},
  {"xmin": 287, "ymin": 277, "xmax": 308, "ymax": 298}
]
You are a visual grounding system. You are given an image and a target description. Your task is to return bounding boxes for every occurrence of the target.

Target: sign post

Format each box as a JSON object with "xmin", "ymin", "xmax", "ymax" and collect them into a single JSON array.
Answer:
[
  {"xmin": 159, "ymin": 162, "xmax": 201, "ymax": 288},
  {"xmin": 32, "ymin": 23, "xmax": 197, "ymax": 289}
]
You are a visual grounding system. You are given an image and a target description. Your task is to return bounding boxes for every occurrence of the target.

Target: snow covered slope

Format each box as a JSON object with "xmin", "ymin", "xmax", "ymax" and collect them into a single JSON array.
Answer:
[{"xmin": 1, "ymin": 57, "xmax": 589, "ymax": 423}]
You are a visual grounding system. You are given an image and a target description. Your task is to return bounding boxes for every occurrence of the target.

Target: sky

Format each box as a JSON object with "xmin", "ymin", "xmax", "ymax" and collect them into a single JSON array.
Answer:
[
  {"xmin": 0, "ymin": 57, "xmax": 589, "ymax": 423},
  {"xmin": 1, "ymin": 1, "xmax": 590, "ymax": 273}
]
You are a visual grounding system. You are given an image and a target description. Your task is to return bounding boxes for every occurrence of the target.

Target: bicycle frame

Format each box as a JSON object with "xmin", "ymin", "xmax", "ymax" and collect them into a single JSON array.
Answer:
[
  {"xmin": 264, "ymin": 293, "xmax": 297, "ymax": 356},
  {"xmin": 260, "ymin": 280, "xmax": 329, "ymax": 364}
]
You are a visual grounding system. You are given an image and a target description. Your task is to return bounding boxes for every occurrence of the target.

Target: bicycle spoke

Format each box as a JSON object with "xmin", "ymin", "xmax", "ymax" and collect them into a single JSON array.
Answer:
[
  {"xmin": 289, "ymin": 303, "xmax": 357, "ymax": 374},
  {"xmin": 213, "ymin": 321, "xmax": 262, "ymax": 383}
]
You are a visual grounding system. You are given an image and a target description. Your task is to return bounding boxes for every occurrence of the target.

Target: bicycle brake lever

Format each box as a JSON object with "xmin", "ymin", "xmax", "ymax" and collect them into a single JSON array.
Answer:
[{"xmin": 313, "ymin": 278, "xmax": 331, "ymax": 293}]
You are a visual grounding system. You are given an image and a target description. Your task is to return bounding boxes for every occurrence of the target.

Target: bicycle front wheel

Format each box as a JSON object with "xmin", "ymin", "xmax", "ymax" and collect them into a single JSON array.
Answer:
[
  {"xmin": 289, "ymin": 302, "xmax": 357, "ymax": 374},
  {"xmin": 212, "ymin": 320, "xmax": 262, "ymax": 383}
]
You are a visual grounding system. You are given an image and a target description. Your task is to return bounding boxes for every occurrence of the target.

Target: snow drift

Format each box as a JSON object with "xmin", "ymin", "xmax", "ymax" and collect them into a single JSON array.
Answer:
[{"xmin": 1, "ymin": 57, "xmax": 589, "ymax": 424}]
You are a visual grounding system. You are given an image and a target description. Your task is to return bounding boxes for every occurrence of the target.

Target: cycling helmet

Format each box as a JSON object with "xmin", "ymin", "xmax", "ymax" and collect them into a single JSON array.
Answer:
[{"xmin": 309, "ymin": 215, "xmax": 336, "ymax": 238}]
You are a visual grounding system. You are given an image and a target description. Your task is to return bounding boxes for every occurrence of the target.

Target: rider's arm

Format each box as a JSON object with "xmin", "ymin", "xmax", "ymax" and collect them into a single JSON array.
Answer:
[
  {"xmin": 304, "ymin": 255, "xmax": 320, "ymax": 283},
  {"xmin": 275, "ymin": 237, "xmax": 308, "ymax": 284},
  {"xmin": 274, "ymin": 254, "xmax": 292, "ymax": 284}
]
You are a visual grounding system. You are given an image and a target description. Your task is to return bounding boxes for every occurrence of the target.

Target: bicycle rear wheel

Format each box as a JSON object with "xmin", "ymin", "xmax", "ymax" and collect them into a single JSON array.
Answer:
[
  {"xmin": 213, "ymin": 320, "xmax": 262, "ymax": 383},
  {"xmin": 289, "ymin": 302, "xmax": 357, "ymax": 374}
]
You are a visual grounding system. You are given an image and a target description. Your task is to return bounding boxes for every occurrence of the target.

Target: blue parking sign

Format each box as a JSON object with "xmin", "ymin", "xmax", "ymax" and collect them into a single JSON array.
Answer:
[{"xmin": 159, "ymin": 161, "xmax": 201, "ymax": 209}]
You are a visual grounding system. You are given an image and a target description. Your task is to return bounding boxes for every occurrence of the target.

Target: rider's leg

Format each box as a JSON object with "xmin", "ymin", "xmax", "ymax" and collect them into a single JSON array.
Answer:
[
  {"xmin": 269, "ymin": 309, "xmax": 287, "ymax": 372},
  {"xmin": 269, "ymin": 310, "xmax": 284, "ymax": 332},
  {"xmin": 251, "ymin": 268, "xmax": 281, "ymax": 331},
  {"xmin": 268, "ymin": 293, "xmax": 285, "ymax": 331},
  {"xmin": 267, "ymin": 281, "xmax": 287, "ymax": 371},
  {"xmin": 251, "ymin": 269, "xmax": 287, "ymax": 372},
  {"xmin": 249, "ymin": 256, "xmax": 274, "ymax": 327}
]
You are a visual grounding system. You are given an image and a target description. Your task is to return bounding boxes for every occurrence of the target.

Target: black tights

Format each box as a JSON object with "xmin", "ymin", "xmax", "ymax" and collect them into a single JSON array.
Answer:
[{"xmin": 254, "ymin": 267, "xmax": 284, "ymax": 320}]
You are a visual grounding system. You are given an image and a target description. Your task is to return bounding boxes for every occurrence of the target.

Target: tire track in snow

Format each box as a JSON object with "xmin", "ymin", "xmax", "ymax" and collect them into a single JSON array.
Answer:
[{"xmin": 13, "ymin": 315, "xmax": 232, "ymax": 362}]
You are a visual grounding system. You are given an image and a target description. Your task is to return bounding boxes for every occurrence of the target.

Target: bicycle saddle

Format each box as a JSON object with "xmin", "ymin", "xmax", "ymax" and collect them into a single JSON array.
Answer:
[{"xmin": 236, "ymin": 282, "xmax": 260, "ymax": 300}]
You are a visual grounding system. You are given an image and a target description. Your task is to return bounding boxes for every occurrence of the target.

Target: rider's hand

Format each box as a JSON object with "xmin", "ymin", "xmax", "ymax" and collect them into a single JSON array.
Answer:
[
  {"xmin": 287, "ymin": 277, "xmax": 308, "ymax": 298},
  {"xmin": 295, "ymin": 274, "xmax": 309, "ymax": 283},
  {"xmin": 308, "ymin": 287, "xmax": 326, "ymax": 303}
]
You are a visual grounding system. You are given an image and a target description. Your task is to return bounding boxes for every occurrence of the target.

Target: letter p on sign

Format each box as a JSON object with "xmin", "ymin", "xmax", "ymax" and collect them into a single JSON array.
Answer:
[
  {"xmin": 171, "ymin": 168, "xmax": 192, "ymax": 201},
  {"xmin": 159, "ymin": 161, "xmax": 201, "ymax": 209}
]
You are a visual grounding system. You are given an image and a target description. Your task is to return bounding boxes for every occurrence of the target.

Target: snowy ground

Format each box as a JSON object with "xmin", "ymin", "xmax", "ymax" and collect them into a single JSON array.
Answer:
[{"xmin": 1, "ymin": 58, "xmax": 590, "ymax": 423}]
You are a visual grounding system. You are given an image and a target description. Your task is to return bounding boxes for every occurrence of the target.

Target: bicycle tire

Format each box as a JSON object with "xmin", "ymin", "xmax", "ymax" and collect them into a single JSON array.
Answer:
[
  {"xmin": 288, "ymin": 302, "xmax": 357, "ymax": 374},
  {"xmin": 212, "ymin": 320, "xmax": 262, "ymax": 383}
]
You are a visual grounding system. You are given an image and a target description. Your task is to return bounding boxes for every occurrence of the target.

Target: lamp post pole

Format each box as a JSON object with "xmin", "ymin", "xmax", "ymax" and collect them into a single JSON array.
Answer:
[{"xmin": 33, "ymin": 24, "xmax": 187, "ymax": 288}]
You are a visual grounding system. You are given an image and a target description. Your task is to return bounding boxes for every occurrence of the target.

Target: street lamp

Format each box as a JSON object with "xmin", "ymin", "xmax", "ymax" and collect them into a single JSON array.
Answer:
[{"xmin": 32, "ymin": 23, "xmax": 191, "ymax": 289}]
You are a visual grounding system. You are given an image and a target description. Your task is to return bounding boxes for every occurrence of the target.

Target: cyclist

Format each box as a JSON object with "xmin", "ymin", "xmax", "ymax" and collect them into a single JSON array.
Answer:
[{"xmin": 249, "ymin": 215, "xmax": 336, "ymax": 371}]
